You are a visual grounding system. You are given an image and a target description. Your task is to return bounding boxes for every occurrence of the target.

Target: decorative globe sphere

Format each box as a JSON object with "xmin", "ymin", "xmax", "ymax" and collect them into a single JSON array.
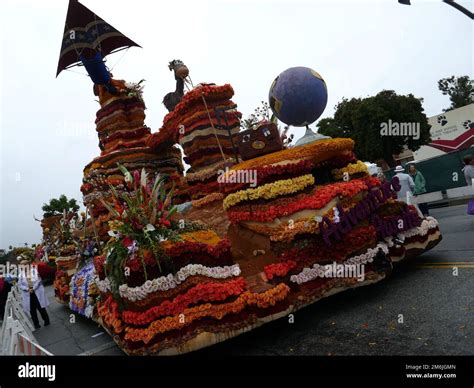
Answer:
[{"xmin": 268, "ymin": 67, "xmax": 328, "ymax": 127}]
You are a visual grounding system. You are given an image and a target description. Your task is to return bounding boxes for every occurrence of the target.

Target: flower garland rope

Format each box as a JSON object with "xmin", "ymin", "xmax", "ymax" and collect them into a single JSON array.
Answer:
[
  {"xmin": 331, "ymin": 160, "xmax": 369, "ymax": 180},
  {"xmin": 223, "ymin": 174, "xmax": 315, "ymax": 210}
]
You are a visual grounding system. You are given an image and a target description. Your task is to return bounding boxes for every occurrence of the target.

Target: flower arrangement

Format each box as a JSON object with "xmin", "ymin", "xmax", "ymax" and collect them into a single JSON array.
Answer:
[
  {"xmin": 219, "ymin": 160, "xmax": 315, "ymax": 194},
  {"xmin": 118, "ymin": 79, "xmax": 146, "ymax": 102},
  {"xmin": 53, "ymin": 270, "xmax": 70, "ymax": 303},
  {"xmin": 227, "ymin": 178, "xmax": 371, "ymax": 223},
  {"xmin": 121, "ymin": 283, "xmax": 290, "ymax": 344},
  {"xmin": 69, "ymin": 260, "xmax": 96, "ymax": 318},
  {"xmin": 229, "ymin": 138, "xmax": 354, "ymax": 171},
  {"xmin": 100, "ymin": 263, "xmax": 242, "ymax": 301},
  {"xmin": 97, "ymin": 295, "xmax": 123, "ymax": 333},
  {"xmin": 290, "ymin": 243, "xmax": 389, "ymax": 285},
  {"xmin": 223, "ymin": 174, "xmax": 315, "ymax": 210},
  {"xmin": 100, "ymin": 165, "xmax": 182, "ymax": 302},
  {"xmin": 331, "ymin": 160, "xmax": 369, "ymax": 180},
  {"xmin": 121, "ymin": 277, "xmax": 247, "ymax": 325}
]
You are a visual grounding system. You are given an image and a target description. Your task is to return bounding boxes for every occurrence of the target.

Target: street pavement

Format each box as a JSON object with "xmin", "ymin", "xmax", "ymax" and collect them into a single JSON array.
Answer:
[{"xmin": 35, "ymin": 205, "xmax": 474, "ymax": 355}]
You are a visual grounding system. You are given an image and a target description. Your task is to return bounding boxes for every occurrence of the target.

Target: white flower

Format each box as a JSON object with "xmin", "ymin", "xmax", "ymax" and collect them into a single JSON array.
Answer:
[{"xmin": 144, "ymin": 224, "xmax": 155, "ymax": 232}]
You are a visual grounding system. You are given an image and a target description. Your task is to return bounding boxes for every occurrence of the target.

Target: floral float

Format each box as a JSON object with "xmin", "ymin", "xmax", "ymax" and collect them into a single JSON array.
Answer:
[
  {"xmin": 93, "ymin": 166, "xmax": 292, "ymax": 354},
  {"xmin": 222, "ymin": 137, "xmax": 441, "ymax": 315},
  {"xmin": 50, "ymin": 57, "xmax": 442, "ymax": 353}
]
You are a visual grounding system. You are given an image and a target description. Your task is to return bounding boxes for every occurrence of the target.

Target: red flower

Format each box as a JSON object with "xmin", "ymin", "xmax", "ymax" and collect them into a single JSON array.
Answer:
[
  {"xmin": 159, "ymin": 218, "xmax": 171, "ymax": 227},
  {"xmin": 122, "ymin": 236, "xmax": 134, "ymax": 248}
]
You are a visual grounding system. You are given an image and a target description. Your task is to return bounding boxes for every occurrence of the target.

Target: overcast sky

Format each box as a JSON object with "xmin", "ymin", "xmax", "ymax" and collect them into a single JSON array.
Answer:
[{"xmin": 0, "ymin": 0, "xmax": 472, "ymax": 248}]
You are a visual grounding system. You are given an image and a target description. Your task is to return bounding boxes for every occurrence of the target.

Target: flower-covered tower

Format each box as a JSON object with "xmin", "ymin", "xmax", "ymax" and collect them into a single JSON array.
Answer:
[{"xmin": 81, "ymin": 79, "xmax": 185, "ymax": 242}]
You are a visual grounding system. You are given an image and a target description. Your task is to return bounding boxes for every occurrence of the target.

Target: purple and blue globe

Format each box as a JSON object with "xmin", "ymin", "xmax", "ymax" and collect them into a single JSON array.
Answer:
[{"xmin": 269, "ymin": 67, "xmax": 328, "ymax": 127}]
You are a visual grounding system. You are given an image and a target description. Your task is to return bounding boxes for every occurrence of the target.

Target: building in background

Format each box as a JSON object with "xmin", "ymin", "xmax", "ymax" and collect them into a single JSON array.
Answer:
[{"xmin": 413, "ymin": 103, "xmax": 474, "ymax": 161}]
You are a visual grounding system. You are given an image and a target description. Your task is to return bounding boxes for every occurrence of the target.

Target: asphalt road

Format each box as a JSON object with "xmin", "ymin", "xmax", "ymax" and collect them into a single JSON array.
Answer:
[{"xmin": 35, "ymin": 205, "xmax": 474, "ymax": 356}]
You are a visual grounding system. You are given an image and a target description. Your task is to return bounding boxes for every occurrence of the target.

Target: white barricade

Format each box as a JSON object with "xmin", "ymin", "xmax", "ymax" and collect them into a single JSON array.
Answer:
[
  {"xmin": 0, "ymin": 284, "xmax": 51, "ymax": 355},
  {"xmin": 15, "ymin": 333, "xmax": 52, "ymax": 356}
]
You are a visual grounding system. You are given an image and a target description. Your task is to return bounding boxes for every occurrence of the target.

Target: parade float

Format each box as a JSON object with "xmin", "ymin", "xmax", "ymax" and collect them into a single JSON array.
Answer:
[
  {"xmin": 52, "ymin": 0, "xmax": 442, "ymax": 354},
  {"xmin": 37, "ymin": 195, "xmax": 84, "ymax": 302}
]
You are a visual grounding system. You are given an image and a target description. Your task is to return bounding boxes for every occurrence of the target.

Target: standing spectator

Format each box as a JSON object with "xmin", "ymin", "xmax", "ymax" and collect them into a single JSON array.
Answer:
[
  {"xmin": 462, "ymin": 155, "xmax": 474, "ymax": 186},
  {"xmin": 409, "ymin": 164, "xmax": 429, "ymax": 216},
  {"xmin": 394, "ymin": 165, "xmax": 415, "ymax": 203},
  {"xmin": 18, "ymin": 260, "xmax": 50, "ymax": 329}
]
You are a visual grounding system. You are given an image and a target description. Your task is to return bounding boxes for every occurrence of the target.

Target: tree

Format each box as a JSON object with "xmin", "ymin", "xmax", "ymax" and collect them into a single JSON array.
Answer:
[
  {"xmin": 438, "ymin": 75, "xmax": 473, "ymax": 112},
  {"xmin": 317, "ymin": 90, "xmax": 431, "ymax": 167},
  {"xmin": 42, "ymin": 194, "xmax": 80, "ymax": 218}
]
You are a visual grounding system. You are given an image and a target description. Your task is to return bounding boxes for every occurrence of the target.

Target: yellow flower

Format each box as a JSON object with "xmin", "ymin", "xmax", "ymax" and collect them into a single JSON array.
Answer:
[
  {"xmin": 223, "ymin": 174, "xmax": 315, "ymax": 210},
  {"xmin": 108, "ymin": 220, "xmax": 124, "ymax": 231},
  {"xmin": 331, "ymin": 160, "xmax": 368, "ymax": 180}
]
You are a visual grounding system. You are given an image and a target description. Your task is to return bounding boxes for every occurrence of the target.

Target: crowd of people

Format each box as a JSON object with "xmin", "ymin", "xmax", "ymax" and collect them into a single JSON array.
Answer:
[{"xmin": 392, "ymin": 154, "xmax": 474, "ymax": 216}]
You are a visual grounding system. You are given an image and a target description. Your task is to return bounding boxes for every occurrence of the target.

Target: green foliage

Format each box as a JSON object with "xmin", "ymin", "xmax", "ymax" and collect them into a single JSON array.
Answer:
[
  {"xmin": 101, "ymin": 166, "xmax": 186, "ymax": 304},
  {"xmin": 317, "ymin": 90, "xmax": 431, "ymax": 167},
  {"xmin": 438, "ymin": 75, "xmax": 474, "ymax": 112},
  {"xmin": 42, "ymin": 194, "xmax": 80, "ymax": 218}
]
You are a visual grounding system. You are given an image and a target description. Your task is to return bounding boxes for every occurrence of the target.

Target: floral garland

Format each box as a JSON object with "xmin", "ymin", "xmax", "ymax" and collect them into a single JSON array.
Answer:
[
  {"xmin": 264, "ymin": 261, "xmax": 297, "ymax": 280},
  {"xmin": 219, "ymin": 160, "xmax": 315, "ymax": 194},
  {"xmin": 95, "ymin": 264, "xmax": 242, "ymax": 301},
  {"xmin": 186, "ymin": 159, "xmax": 235, "ymax": 183},
  {"xmin": 223, "ymin": 174, "xmax": 315, "ymax": 210},
  {"xmin": 121, "ymin": 277, "xmax": 247, "ymax": 325},
  {"xmin": 162, "ymin": 84, "xmax": 234, "ymax": 128},
  {"xmin": 172, "ymin": 100, "xmax": 237, "ymax": 130},
  {"xmin": 331, "ymin": 160, "xmax": 369, "ymax": 180},
  {"xmin": 191, "ymin": 192, "xmax": 224, "ymax": 208},
  {"xmin": 167, "ymin": 239, "xmax": 232, "ymax": 262},
  {"xmin": 97, "ymin": 295, "xmax": 123, "ymax": 333},
  {"xmin": 227, "ymin": 178, "xmax": 371, "ymax": 223},
  {"xmin": 122, "ymin": 283, "xmax": 290, "ymax": 343},
  {"xmin": 397, "ymin": 216, "xmax": 439, "ymax": 239},
  {"xmin": 290, "ymin": 243, "xmax": 389, "ymax": 285},
  {"xmin": 229, "ymin": 138, "xmax": 354, "ymax": 171},
  {"xmin": 165, "ymin": 101, "xmax": 238, "ymax": 133}
]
